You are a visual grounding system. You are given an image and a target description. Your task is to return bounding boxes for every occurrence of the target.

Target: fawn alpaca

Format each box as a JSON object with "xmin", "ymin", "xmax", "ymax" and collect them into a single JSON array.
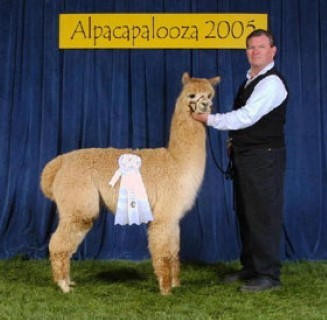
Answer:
[{"xmin": 41, "ymin": 72, "xmax": 220, "ymax": 295}]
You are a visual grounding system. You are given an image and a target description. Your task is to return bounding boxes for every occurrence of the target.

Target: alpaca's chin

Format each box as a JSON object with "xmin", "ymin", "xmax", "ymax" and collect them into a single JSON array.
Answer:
[{"xmin": 192, "ymin": 108, "xmax": 212, "ymax": 114}]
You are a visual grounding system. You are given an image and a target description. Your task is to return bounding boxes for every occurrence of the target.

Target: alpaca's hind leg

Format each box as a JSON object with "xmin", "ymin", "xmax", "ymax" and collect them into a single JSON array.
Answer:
[
  {"xmin": 148, "ymin": 221, "xmax": 181, "ymax": 295},
  {"xmin": 49, "ymin": 216, "xmax": 94, "ymax": 293}
]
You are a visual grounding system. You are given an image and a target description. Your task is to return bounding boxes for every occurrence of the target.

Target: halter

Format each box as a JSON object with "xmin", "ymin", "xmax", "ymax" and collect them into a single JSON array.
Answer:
[{"xmin": 189, "ymin": 95, "xmax": 213, "ymax": 114}]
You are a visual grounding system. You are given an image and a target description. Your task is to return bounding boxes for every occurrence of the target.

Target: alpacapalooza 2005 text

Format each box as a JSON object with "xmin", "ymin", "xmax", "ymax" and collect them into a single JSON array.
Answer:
[{"xmin": 69, "ymin": 16, "xmax": 255, "ymax": 47}]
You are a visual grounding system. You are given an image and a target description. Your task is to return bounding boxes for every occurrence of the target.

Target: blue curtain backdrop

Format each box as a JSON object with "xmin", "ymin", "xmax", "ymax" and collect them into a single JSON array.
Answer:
[{"xmin": 0, "ymin": 0, "xmax": 326, "ymax": 262}]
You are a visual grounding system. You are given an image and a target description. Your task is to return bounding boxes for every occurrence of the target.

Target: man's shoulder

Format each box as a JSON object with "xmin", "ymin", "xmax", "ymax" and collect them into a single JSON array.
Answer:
[{"xmin": 261, "ymin": 68, "xmax": 288, "ymax": 88}]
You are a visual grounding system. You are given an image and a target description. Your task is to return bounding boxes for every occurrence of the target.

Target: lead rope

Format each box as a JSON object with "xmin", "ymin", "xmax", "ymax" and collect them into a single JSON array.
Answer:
[{"xmin": 207, "ymin": 128, "xmax": 234, "ymax": 180}]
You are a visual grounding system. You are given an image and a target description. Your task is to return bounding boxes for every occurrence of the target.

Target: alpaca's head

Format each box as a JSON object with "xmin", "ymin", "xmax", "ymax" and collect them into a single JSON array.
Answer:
[{"xmin": 181, "ymin": 72, "xmax": 221, "ymax": 114}]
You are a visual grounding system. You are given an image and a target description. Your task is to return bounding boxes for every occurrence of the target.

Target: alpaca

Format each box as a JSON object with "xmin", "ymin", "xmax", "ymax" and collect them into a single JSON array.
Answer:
[{"xmin": 40, "ymin": 72, "xmax": 220, "ymax": 295}]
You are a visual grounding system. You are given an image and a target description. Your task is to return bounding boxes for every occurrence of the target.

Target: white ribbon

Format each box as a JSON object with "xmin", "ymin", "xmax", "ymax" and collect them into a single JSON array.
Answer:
[{"xmin": 109, "ymin": 154, "xmax": 153, "ymax": 225}]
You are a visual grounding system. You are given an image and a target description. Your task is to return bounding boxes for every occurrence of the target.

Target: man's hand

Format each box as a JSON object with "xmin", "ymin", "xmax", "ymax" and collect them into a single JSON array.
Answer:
[{"xmin": 191, "ymin": 112, "xmax": 209, "ymax": 124}]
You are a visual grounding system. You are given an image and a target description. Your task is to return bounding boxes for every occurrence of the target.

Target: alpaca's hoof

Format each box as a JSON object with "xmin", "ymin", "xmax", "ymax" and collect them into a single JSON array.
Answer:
[
  {"xmin": 158, "ymin": 277, "xmax": 171, "ymax": 295},
  {"xmin": 69, "ymin": 280, "xmax": 77, "ymax": 287},
  {"xmin": 57, "ymin": 280, "xmax": 71, "ymax": 293},
  {"xmin": 160, "ymin": 288, "xmax": 172, "ymax": 296},
  {"xmin": 160, "ymin": 285, "xmax": 172, "ymax": 296},
  {"xmin": 172, "ymin": 279, "xmax": 180, "ymax": 288}
]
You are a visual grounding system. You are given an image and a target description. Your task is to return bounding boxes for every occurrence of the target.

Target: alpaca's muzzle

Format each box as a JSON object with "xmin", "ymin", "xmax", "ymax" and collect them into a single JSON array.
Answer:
[{"xmin": 189, "ymin": 96, "xmax": 213, "ymax": 114}]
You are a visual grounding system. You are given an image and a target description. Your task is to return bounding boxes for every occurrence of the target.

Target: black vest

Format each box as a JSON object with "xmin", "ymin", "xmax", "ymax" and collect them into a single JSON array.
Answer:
[{"xmin": 230, "ymin": 67, "xmax": 288, "ymax": 149}]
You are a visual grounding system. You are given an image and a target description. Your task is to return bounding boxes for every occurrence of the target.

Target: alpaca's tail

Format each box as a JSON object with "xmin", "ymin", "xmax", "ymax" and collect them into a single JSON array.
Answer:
[{"xmin": 40, "ymin": 155, "xmax": 63, "ymax": 200}]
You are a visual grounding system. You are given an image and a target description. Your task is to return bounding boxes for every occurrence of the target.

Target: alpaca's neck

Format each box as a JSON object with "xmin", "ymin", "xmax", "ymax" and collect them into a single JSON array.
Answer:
[
  {"xmin": 168, "ymin": 103, "xmax": 207, "ymax": 166},
  {"xmin": 166, "ymin": 98, "xmax": 209, "ymax": 212}
]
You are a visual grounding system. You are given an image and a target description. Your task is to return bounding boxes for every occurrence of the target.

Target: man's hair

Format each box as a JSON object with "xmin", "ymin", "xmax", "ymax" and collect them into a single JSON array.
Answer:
[{"xmin": 246, "ymin": 29, "xmax": 275, "ymax": 48}]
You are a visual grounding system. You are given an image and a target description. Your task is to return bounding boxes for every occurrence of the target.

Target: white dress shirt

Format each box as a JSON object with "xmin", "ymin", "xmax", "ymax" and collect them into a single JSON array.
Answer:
[{"xmin": 207, "ymin": 62, "xmax": 288, "ymax": 131}]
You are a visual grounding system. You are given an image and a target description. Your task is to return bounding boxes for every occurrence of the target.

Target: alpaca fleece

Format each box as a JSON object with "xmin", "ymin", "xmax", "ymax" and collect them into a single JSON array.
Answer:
[{"xmin": 41, "ymin": 72, "xmax": 220, "ymax": 295}]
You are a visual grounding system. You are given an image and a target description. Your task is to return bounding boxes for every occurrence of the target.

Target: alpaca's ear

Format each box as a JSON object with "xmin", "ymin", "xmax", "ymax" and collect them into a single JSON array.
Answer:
[
  {"xmin": 209, "ymin": 76, "xmax": 221, "ymax": 86},
  {"xmin": 182, "ymin": 72, "xmax": 190, "ymax": 85}
]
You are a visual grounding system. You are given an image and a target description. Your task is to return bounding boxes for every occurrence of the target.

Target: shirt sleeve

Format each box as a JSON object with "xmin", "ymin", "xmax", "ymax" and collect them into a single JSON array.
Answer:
[{"xmin": 207, "ymin": 75, "xmax": 288, "ymax": 131}]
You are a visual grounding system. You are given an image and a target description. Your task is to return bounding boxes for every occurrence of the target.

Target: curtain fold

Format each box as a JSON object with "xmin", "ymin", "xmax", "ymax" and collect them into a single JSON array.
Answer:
[{"xmin": 0, "ymin": 0, "xmax": 326, "ymax": 261}]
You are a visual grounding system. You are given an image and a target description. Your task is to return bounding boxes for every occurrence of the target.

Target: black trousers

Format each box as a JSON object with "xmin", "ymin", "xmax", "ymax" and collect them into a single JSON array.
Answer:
[{"xmin": 232, "ymin": 147, "xmax": 286, "ymax": 281}]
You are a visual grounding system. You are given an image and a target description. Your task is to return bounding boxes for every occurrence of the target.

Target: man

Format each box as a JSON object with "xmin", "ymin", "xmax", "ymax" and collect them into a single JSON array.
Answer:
[{"xmin": 192, "ymin": 29, "xmax": 288, "ymax": 292}]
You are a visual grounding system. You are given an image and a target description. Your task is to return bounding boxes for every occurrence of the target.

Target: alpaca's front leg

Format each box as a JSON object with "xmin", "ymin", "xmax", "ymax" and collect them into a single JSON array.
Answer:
[
  {"xmin": 169, "ymin": 224, "xmax": 181, "ymax": 288},
  {"xmin": 154, "ymin": 256, "xmax": 172, "ymax": 295},
  {"xmin": 148, "ymin": 221, "xmax": 181, "ymax": 295},
  {"xmin": 170, "ymin": 256, "xmax": 181, "ymax": 288}
]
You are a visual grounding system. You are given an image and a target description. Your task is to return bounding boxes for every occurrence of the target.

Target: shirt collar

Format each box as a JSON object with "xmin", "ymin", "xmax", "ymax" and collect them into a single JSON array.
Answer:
[{"xmin": 246, "ymin": 61, "xmax": 275, "ymax": 81}]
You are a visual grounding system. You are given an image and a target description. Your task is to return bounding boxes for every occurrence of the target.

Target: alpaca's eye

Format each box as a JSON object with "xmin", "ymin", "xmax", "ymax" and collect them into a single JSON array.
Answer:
[
  {"xmin": 208, "ymin": 94, "xmax": 212, "ymax": 99},
  {"xmin": 188, "ymin": 94, "xmax": 196, "ymax": 99}
]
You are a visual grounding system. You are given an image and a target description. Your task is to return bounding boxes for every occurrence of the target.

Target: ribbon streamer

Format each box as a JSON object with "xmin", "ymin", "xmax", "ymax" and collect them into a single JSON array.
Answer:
[{"xmin": 109, "ymin": 154, "xmax": 153, "ymax": 225}]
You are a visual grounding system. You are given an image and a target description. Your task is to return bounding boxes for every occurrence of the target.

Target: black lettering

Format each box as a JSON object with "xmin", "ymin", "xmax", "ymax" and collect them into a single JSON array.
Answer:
[
  {"xmin": 189, "ymin": 26, "xmax": 199, "ymax": 40},
  {"xmin": 169, "ymin": 26, "xmax": 181, "ymax": 39},
  {"xmin": 70, "ymin": 20, "xmax": 87, "ymax": 40},
  {"xmin": 231, "ymin": 21, "xmax": 244, "ymax": 39},
  {"xmin": 217, "ymin": 21, "xmax": 230, "ymax": 39},
  {"xmin": 103, "ymin": 26, "xmax": 112, "ymax": 41},
  {"xmin": 131, "ymin": 26, "xmax": 141, "ymax": 46},
  {"xmin": 204, "ymin": 20, "xmax": 216, "ymax": 39},
  {"xmin": 121, "ymin": 26, "xmax": 130, "ymax": 41},
  {"xmin": 93, "ymin": 25, "xmax": 103, "ymax": 46},
  {"xmin": 112, "ymin": 26, "xmax": 122, "ymax": 38},
  {"xmin": 180, "ymin": 26, "xmax": 189, "ymax": 39},
  {"xmin": 246, "ymin": 19, "xmax": 256, "ymax": 31},
  {"xmin": 156, "ymin": 26, "xmax": 168, "ymax": 39},
  {"xmin": 141, "ymin": 25, "xmax": 150, "ymax": 41}
]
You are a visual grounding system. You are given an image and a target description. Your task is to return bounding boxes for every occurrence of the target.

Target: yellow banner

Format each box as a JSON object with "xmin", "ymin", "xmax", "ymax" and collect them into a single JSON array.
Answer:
[{"xmin": 59, "ymin": 13, "xmax": 267, "ymax": 49}]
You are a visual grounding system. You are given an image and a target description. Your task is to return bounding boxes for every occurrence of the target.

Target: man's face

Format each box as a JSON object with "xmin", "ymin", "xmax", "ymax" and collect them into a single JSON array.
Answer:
[{"xmin": 246, "ymin": 35, "xmax": 276, "ymax": 71}]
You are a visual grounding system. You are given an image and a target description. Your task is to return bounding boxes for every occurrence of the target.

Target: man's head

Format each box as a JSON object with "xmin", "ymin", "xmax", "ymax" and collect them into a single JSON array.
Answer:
[
  {"xmin": 246, "ymin": 29, "xmax": 275, "ymax": 48},
  {"xmin": 246, "ymin": 29, "xmax": 277, "ymax": 75}
]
